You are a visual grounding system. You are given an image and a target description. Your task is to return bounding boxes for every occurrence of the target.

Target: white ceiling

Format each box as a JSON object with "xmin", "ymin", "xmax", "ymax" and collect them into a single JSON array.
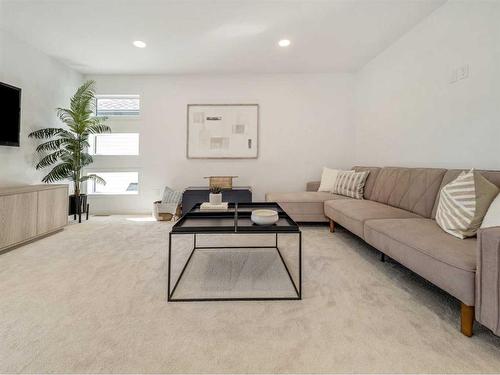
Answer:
[{"xmin": 0, "ymin": 0, "xmax": 445, "ymax": 75}]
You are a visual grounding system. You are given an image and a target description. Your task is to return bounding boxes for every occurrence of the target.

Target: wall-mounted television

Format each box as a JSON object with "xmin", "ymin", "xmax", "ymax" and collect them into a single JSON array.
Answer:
[{"xmin": 0, "ymin": 82, "xmax": 22, "ymax": 147}]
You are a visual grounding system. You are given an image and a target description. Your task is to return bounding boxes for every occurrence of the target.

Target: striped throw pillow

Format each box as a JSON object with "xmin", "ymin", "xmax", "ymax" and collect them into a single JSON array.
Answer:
[
  {"xmin": 436, "ymin": 169, "xmax": 499, "ymax": 239},
  {"xmin": 333, "ymin": 171, "xmax": 369, "ymax": 199}
]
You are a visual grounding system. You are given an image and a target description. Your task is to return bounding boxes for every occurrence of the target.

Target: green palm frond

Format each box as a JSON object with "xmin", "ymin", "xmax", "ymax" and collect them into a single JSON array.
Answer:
[
  {"xmin": 80, "ymin": 139, "xmax": 90, "ymax": 149},
  {"xmin": 70, "ymin": 81, "xmax": 97, "ymax": 124},
  {"xmin": 80, "ymin": 153, "xmax": 94, "ymax": 167},
  {"xmin": 36, "ymin": 139, "xmax": 66, "ymax": 152},
  {"xmin": 80, "ymin": 174, "xmax": 106, "ymax": 185},
  {"xmin": 56, "ymin": 108, "xmax": 77, "ymax": 127},
  {"xmin": 70, "ymin": 81, "xmax": 93, "ymax": 107},
  {"xmin": 85, "ymin": 123, "xmax": 112, "ymax": 135},
  {"xmin": 29, "ymin": 128, "xmax": 66, "ymax": 139},
  {"xmin": 71, "ymin": 80, "xmax": 95, "ymax": 110},
  {"xmin": 35, "ymin": 150, "xmax": 70, "ymax": 169},
  {"xmin": 30, "ymin": 80, "xmax": 110, "ymax": 194},
  {"xmin": 41, "ymin": 163, "xmax": 73, "ymax": 183}
]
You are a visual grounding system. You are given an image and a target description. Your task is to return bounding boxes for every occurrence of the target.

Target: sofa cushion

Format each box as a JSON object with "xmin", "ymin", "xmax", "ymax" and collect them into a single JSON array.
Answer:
[
  {"xmin": 352, "ymin": 166, "xmax": 380, "ymax": 200},
  {"xmin": 432, "ymin": 169, "xmax": 500, "ymax": 218},
  {"xmin": 265, "ymin": 192, "xmax": 349, "ymax": 222},
  {"xmin": 369, "ymin": 167, "xmax": 446, "ymax": 218},
  {"xmin": 306, "ymin": 181, "xmax": 321, "ymax": 192},
  {"xmin": 266, "ymin": 191, "xmax": 347, "ymax": 203},
  {"xmin": 324, "ymin": 199, "xmax": 421, "ymax": 238},
  {"xmin": 364, "ymin": 218, "xmax": 476, "ymax": 305}
]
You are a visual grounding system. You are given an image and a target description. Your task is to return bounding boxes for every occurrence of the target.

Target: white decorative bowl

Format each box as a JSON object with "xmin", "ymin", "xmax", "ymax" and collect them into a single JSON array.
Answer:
[{"xmin": 251, "ymin": 209, "xmax": 279, "ymax": 226}]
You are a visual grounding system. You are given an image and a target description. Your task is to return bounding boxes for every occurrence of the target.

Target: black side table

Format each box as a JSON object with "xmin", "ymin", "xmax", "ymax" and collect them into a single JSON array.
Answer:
[{"xmin": 181, "ymin": 186, "xmax": 252, "ymax": 215}]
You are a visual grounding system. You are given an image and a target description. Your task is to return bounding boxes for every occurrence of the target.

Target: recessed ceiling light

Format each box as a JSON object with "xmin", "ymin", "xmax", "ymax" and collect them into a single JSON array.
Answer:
[
  {"xmin": 278, "ymin": 39, "xmax": 291, "ymax": 47},
  {"xmin": 133, "ymin": 40, "xmax": 147, "ymax": 48}
]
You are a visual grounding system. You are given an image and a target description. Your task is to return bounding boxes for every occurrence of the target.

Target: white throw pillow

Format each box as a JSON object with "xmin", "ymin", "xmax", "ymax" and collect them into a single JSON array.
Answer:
[
  {"xmin": 481, "ymin": 193, "xmax": 500, "ymax": 228},
  {"xmin": 317, "ymin": 168, "xmax": 353, "ymax": 192},
  {"xmin": 318, "ymin": 168, "xmax": 340, "ymax": 192}
]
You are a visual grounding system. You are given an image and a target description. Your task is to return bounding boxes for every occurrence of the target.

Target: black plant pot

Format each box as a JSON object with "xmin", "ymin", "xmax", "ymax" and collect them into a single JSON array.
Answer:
[{"xmin": 68, "ymin": 194, "xmax": 88, "ymax": 222}]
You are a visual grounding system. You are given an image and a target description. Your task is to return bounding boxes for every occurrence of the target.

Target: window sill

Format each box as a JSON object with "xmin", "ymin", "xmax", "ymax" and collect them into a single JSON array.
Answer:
[
  {"xmin": 99, "ymin": 115, "xmax": 141, "ymax": 120},
  {"xmin": 87, "ymin": 193, "xmax": 139, "ymax": 197}
]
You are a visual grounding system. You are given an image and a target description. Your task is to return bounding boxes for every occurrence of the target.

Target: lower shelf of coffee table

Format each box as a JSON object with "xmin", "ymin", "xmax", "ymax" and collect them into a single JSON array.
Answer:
[{"xmin": 169, "ymin": 247, "xmax": 299, "ymax": 301}]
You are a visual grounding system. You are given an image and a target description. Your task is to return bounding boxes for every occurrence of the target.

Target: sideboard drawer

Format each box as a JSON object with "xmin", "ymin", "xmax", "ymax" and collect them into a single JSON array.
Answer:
[
  {"xmin": 37, "ymin": 187, "xmax": 69, "ymax": 235},
  {"xmin": 0, "ymin": 192, "xmax": 38, "ymax": 249}
]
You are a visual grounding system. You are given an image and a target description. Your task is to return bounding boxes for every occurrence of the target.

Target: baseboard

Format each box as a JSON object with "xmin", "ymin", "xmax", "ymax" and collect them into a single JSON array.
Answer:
[
  {"xmin": 0, "ymin": 228, "xmax": 65, "ymax": 255},
  {"xmin": 90, "ymin": 210, "xmax": 152, "ymax": 216}
]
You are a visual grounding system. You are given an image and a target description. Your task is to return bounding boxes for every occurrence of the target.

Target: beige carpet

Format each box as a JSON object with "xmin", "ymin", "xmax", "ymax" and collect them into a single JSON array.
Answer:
[
  {"xmin": 171, "ymin": 247, "xmax": 299, "ymax": 299},
  {"xmin": 1, "ymin": 215, "xmax": 500, "ymax": 373}
]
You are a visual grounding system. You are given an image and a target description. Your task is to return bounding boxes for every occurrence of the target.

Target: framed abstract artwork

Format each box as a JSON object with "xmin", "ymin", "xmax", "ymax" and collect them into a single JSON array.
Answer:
[{"xmin": 187, "ymin": 104, "xmax": 259, "ymax": 159}]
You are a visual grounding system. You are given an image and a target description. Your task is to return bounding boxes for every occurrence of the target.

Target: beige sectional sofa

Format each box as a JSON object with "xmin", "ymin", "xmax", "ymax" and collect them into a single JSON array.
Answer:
[{"xmin": 266, "ymin": 166, "xmax": 500, "ymax": 337}]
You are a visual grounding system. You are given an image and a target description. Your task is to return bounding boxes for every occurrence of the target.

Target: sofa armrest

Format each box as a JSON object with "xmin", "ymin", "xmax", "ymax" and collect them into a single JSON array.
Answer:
[
  {"xmin": 306, "ymin": 181, "xmax": 320, "ymax": 192},
  {"xmin": 476, "ymin": 226, "xmax": 500, "ymax": 336}
]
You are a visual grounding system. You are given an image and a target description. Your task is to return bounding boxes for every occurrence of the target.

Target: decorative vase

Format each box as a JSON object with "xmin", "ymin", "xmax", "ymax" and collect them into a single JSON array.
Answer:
[{"xmin": 209, "ymin": 193, "xmax": 222, "ymax": 205}]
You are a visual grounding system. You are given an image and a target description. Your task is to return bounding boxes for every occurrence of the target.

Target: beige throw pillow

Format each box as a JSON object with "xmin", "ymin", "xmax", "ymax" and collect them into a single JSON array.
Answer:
[
  {"xmin": 436, "ymin": 169, "xmax": 499, "ymax": 239},
  {"xmin": 318, "ymin": 168, "xmax": 353, "ymax": 192},
  {"xmin": 333, "ymin": 170, "xmax": 369, "ymax": 199}
]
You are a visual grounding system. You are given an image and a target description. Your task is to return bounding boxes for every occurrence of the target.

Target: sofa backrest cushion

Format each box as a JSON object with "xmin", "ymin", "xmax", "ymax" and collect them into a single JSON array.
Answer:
[
  {"xmin": 369, "ymin": 167, "xmax": 446, "ymax": 218},
  {"xmin": 431, "ymin": 169, "xmax": 500, "ymax": 219},
  {"xmin": 352, "ymin": 166, "xmax": 380, "ymax": 200}
]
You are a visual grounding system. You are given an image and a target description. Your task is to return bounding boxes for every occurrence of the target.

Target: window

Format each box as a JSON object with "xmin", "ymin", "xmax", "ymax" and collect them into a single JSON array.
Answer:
[
  {"xmin": 95, "ymin": 95, "xmax": 140, "ymax": 116},
  {"xmin": 89, "ymin": 94, "xmax": 141, "ymax": 197},
  {"xmin": 88, "ymin": 133, "xmax": 139, "ymax": 155},
  {"xmin": 87, "ymin": 172, "xmax": 139, "ymax": 195}
]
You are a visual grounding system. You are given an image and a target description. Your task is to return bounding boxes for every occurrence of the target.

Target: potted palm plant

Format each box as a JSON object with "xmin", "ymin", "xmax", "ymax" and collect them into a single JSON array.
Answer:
[{"xmin": 29, "ymin": 80, "xmax": 111, "ymax": 221}]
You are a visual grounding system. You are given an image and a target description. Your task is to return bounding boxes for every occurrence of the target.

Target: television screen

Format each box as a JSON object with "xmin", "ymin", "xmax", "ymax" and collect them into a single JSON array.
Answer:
[{"xmin": 0, "ymin": 82, "xmax": 21, "ymax": 147}]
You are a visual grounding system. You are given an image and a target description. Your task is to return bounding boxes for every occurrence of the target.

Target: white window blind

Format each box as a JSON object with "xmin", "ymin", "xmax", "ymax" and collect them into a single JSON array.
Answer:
[
  {"xmin": 88, "ymin": 133, "xmax": 139, "ymax": 155},
  {"xmin": 87, "ymin": 172, "xmax": 139, "ymax": 195},
  {"xmin": 95, "ymin": 95, "xmax": 140, "ymax": 116}
]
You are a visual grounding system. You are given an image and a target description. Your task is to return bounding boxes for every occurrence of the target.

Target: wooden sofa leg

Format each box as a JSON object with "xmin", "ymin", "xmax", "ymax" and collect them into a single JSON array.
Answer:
[
  {"xmin": 329, "ymin": 219, "xmax": 335, "ymax": 233},
  {"xmin": 460, "ymin": 303, "xmax": 474, "ymax": 337}
]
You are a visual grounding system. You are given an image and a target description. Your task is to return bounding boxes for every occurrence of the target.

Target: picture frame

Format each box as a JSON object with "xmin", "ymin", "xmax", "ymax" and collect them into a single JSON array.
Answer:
[{"xmin": 186, "ymin": 104, "xmax": 259, "ymax": 159}]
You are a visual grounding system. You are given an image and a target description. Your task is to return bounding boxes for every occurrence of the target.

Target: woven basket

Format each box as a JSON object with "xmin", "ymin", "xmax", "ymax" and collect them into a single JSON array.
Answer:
[
  {"xmin": 204, "ymin": 176, "xmax": 238, "ymax": 189},
  {"xmin": 153, "ymin": 201, "xmax": 182, "ymax": 221}
]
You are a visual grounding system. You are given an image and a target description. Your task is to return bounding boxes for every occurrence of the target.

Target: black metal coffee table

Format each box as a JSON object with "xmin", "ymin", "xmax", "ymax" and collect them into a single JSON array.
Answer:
[{"xmin": 168, "ymin": 202, "xmax": 302, "ymax": 302}]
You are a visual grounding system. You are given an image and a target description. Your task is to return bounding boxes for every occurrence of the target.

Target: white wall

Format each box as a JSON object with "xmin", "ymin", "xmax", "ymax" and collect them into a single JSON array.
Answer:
[
  {"xmin": 355, "ymin": 0, "xmax": 500, "ymax": 170},
  {"xmin": 0, "ymin": 29, "xmax": 82, "ymax": 186},
  {"xmin": 85, "ymin": 74, "xmax": 355, "ymax": 214},
  {"xmin": 5, "ymin": 0, "xmax": 495, "ymax": 214}
]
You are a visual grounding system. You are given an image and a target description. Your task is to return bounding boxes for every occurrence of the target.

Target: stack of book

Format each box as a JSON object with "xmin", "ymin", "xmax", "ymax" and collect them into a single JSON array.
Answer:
[{"xmin": 200, "ymin": 202, "xmax": 229, "ymax": 211}]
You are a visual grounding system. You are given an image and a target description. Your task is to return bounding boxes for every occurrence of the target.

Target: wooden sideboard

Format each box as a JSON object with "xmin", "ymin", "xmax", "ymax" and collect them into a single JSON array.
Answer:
[{"xmin": 0, "ymin": 184, "xmax": 68, "ymax": 252}]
